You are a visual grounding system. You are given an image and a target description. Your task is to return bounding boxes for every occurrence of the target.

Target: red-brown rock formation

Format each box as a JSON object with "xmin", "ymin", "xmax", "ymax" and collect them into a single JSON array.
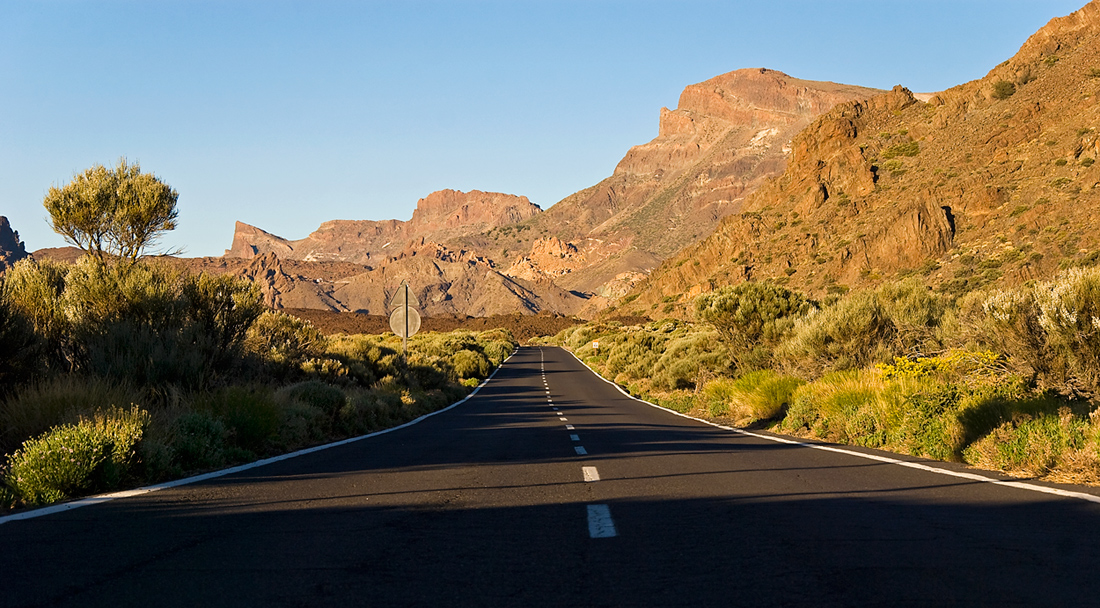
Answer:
[
  {"xmin": 225, "ymin": 189, "xmax": 540, "ymax": 265},
  {"xmin": 620, "ymin": 1, "xmax": 1100, "ymax": 318}
]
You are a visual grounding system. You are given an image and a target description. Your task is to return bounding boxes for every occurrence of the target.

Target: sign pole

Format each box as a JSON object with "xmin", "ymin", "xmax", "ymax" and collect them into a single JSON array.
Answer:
[{"xmin": 403, "ymin": 282, "xmax": 409, "ymax": 359}]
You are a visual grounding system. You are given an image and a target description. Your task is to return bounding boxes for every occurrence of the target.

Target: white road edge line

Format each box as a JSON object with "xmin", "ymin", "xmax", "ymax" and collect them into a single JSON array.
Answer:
[
  {"xmin": 583, "ymin": 466, "xmax": 600, "ymax": 482},
  {"xmin": 587, "ymin": 504, "xmax": 617, "ymax": 538},
  {"xmin": 0, "ymin": 349, "xmax": 522, "ymax": 526},
  {"xmin": 565, "ymin": 349, "xmax": 1100, "ymax": 506}
]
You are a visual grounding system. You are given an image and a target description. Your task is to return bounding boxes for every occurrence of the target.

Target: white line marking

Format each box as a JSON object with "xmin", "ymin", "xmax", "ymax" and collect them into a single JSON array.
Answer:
[
  {"xmin": 0, "ymin": 350, "xmax": 523, "ymax": 526},
  {"xmin": 570, "ymin": 434, "xmax": 580, "ymax": 441},
  {"xmin": 566, "ymin": 424, "xmax": 574, "ymax": 430},
  {"xmin": 560, "ymin": 417, "xmax": 568, "ymax": 422},
  {"xmin": 563, "ymin": 349, "xmax": 1100, "ymax": 505},
  {"xmin": 587, "ymin": 504, "xmax": 617, "ymax": 538},
  {"xmin": 575, "ymin": 446, "xmax": 587, "ymax": 455},
  {"xmin": 583, "ymin": 466, "xmax": 600, "ymax": 482}
]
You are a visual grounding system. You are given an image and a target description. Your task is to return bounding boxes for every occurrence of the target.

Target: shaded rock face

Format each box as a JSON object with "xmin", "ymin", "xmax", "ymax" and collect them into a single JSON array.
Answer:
[
  {"xmin": 225, "ymin": 189, "xmax": 540, "ymax": 265},
  {"xmin": 622, "ymin": 1, "xmax": 1100, "ymax": 318},
  {"xmin": 0, "ymin": 217, "xmax": 28, "ymax": 274}
]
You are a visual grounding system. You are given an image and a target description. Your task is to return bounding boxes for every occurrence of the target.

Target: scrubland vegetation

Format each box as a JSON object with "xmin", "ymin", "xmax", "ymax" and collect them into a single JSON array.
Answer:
[
  {"xmin": 0, "ymin": 256, "xmax": 514, "ymax": 511},
  {"xmin": 0, "ymin": 161, "xmax": 515, "ymax": 512},
  {"xmin": 544, "ymin": 271, "xmax": 1100, "ymax": 485}
]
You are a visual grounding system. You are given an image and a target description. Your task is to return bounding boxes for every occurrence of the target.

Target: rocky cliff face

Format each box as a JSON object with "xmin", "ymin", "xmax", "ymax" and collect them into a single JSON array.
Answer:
[
  {"xmin": 462, "ymin": 69, "xmax": 882, "ymax": 310},
  {"xmin": 620, "ymin": 0, "xmax": 1100, "ymax": 318},
  {"xmin": 226, "ymin": 189, "xmax": 541, "ymax": 265},
  {"xmin": 0, "ymin": 217, "xmax": 28, "ymax": 274}
]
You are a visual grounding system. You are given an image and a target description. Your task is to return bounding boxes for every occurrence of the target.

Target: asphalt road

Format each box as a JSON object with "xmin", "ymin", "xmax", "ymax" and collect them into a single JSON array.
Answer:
[{"xmin": 6, "ymin": 345, "xmax": 1100, "ymax": 607}]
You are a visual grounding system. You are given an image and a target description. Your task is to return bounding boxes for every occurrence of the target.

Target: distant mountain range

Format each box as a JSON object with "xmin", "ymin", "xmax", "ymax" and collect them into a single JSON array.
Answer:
[
  {"xmin": 12, "ymin": 1, "xmax": 1100, "ymax": 321},
  {"xmin": 218, "ymin": 69, "xmax": 881, "ymax": 316}
]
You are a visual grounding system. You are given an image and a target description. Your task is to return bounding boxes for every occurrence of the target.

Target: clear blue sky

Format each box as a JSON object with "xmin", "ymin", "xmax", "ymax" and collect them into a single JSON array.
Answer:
[{"xmin": 0, "ymin": 0, "xmax": 1087, "ymax": 257}]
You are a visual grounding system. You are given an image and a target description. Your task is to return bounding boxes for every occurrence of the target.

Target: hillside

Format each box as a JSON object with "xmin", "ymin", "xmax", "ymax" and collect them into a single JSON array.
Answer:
[
  {"xmin": 462, "ymin": 69, "xmax": 883, "ymax": 305},
  {"xmin": 619, "ymin": 1, "xmax": 1100, "ymax": 317}
]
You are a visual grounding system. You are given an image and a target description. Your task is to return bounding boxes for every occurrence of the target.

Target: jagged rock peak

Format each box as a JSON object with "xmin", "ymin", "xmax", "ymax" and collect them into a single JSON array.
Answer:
[
  {"xmin": 225, "ymin": 189, "xmax": 540, "ymax": 264},
  {"xmin": 0, "ymin": 216, "xmax": 29, "ymax": 274}
]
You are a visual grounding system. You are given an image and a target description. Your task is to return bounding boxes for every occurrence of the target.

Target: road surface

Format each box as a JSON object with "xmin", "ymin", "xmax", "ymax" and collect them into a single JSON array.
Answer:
[{"xmin": 5, "ymin": 346, "xmax": 1100, "ymax": 607}]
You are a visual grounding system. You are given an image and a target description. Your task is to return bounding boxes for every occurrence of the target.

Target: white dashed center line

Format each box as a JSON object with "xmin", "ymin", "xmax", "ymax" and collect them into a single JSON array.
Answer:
[
  {"xmin": 587, "ymin": 504, "xmax": 617, "ymax": 538},
  {"xmin": 566, "ymin": 424, "xmax": 574, "ymax": 430},
  {"xmin": 574, "ymin": 446, "xmax": 587, "ymax": 455},
  {"xmin": 582, "ymin": 466, "xmax": 600, "ymax": 482}
]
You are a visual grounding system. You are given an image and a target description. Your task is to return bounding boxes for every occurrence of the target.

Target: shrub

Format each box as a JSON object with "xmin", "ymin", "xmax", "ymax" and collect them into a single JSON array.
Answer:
[
  {"xmin": 0, "ymin": 292, "xmax": 40, "ymax": 390},
  {"xmin": 982, "ymin": 267, "xmax": 1100, "ymax": 391},
  {"xmin": 776, "ymin": 279, "xmax": 947, "ymax": 378},
  {"xmin": 170, "ymin": 411, "xmax": 228, "ymax": 471},
  {"xmin": 2, "ymin": 258, "xmax": 71, "ymax": 368},
  {"xmin": 881, "ymin": 141, "xmax": 920, "ymax": 159},
  {"xmin": 0, "ymin": 376, "xmax": 143, "ymax": 456},
  {"xmin": 199, "ymin": 386, "xmax": 280, "ymax": 454},
  {"xmin": 278, "ymin": 381, "xmax": 346, "ymax": 417},
  {"xmin": 776, "ymin": 291, "xmax": 894, "ymax": 376},
  {"xmin": 4, "ymin": 405, "xmax": 149, "ymax": 505},
  {"xmin": 450, "ymin": 349, "xmax": 490, "ymax": 379},
  {"xmin": 703, "ymin": 370, "xmax": 803, "ymax": 422},
  {"xmin": 992, "ymin": 80, "xmax": 1016, "ymax": 100},
  {"xmin": 180, "ymin": 272, "xmax": 264, "ymax": 369},
  {"xmin": 651, "ymin": 329, "xmax": 728, "ymax": 390},
  {"xmin": 694, "ymin": 282, "xmax": 815, "ymax": 370},
  {"xmin": 246, "ymin": 311, "xmax": 328, "ymax": 366},
  {"xmin": 963, "ymin": 408, "xmax": 1088, "ymax": 477}
]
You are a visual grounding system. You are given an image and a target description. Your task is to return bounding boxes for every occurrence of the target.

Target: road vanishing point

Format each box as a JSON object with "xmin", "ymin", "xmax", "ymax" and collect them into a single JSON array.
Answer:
[{"xmin": 6, "ymin": 346, "xmax": 1100, "ymax": 607}]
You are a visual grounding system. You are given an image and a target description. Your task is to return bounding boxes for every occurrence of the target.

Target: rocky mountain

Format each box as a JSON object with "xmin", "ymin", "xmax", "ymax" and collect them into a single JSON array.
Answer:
[
  {"xmin": 617, "ymin": 1, "xmax": 1100, "ymax": 317},
  {"xmin": 226, "ymin": 189, "xmax": 541, "ymax": 264},
  {"xmin": 459, "ymin": 69, "xmax": 883, "ymax": 308},
  {"xmin": 0, "ymin": 217, "xmax": 28, "ymax": 274},
  {"xmin": 220, "ymin": 71, "xmax": 880, "ymax": 318},
  {"xmin": 178, "ymin": 238, "xmax": 587, "ymax": 317}
]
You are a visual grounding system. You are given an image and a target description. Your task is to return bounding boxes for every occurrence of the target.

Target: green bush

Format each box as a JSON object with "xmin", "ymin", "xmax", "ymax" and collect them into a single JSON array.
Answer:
[
  {"xmin": 991, "ymin": 80, "xmax": 1016, "ymax": 100},
  {"xmin": 170, "ymin": 411, "xmax": 228, "ymax": 471},
  {"xmin": 0, "ymin": 292, "xmax": 40, "ymax": 390},
  {"xmin": 180, "ymin": 272, "xmax": 264, "ymax": 368},
  {"xmin": 702, "ymin": 370, "xmax": 803, "ymax": 421},
  {"xmin": 695, "ymin": 282, "xmax": 815, "ymax": 370},
  {"xmin": 0, "ymin": 376, "xmax": 143, "ymax": 456},
  {"xmin": 2, "ymin": 258, "xmax": 71, "ymax": 368},
  {"xmin": 4, "ymin": 405, "xmax": 149, "ymax": 505},
  {"xmin": 982, "ymin": 267, "xmax": 1100, "ymax": 391},
  {"xmin": 777, "ymin": 291, "xmax": 894, "ymax": 376},
  {"xmin": 776, "ymin": 279, "xmax": 946, "ymax": 378},
  {"xmin": 246, "ymin": 311, "xmax": 328, "ymax": 366},
  {"xmin": 450, "ymin": 349, "xmax": 490, "ymax": 379},
  {"xmin": 881, "ymin": 141, "xmax": 921, "ymax": 159},
  {"xmin": 200, "ymin": 386, "xmax": 280, "ymax": 454},
  {"xmin": 278, "ymin": 381, "xmax": 346, "ymax": 416},
  {"xmin": 963, "ymin": 408, "xmax": 1089, "ymax": 476},
  {"xmin": 5, "ymin": 257, "xmax": 262, "ymax": 389}
]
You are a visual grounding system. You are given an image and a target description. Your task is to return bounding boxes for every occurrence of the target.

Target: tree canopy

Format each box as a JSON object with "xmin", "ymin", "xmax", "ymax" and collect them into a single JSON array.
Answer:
[{"xmin": 43, "ymin": 159, "xmax": 179, "ymax": 264}]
